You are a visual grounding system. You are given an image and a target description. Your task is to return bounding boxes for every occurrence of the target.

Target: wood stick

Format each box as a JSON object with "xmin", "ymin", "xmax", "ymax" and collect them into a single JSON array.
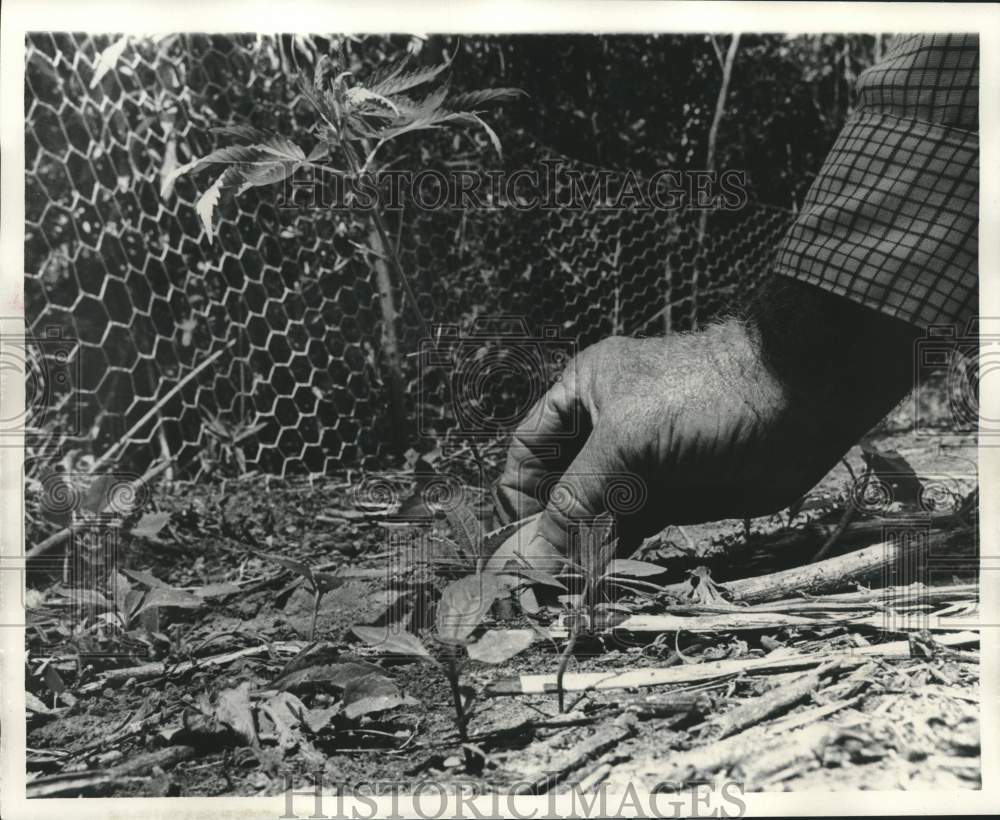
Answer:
[
  {"xmin": 485, "ymin": 631, "xmax": 978, "ymax": 696},
  {"xmin": 702, "ymin": 662, "xmax": 836, "ymax": 740},
  {"xmin": 542, "ymin": 607, "xmax": 977, "ymax": 638},
  {"xmin": 76, "ymin": 641, "xmax": 304, "ymax": 694},
  {"xmin": 662, "ymin": 529, "xmax": 972, "ymax": 606}
]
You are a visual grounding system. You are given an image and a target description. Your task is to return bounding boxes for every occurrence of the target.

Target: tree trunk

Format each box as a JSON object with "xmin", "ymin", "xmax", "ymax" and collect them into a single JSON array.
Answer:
[{"xmin": 369, "ymin": 225, "xmax": 407, "ymax": 454}]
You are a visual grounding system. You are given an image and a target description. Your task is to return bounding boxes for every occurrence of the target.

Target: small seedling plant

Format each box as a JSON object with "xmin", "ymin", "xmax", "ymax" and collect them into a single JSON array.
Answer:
[
  {"xmin": 353, "ymin": 570, "xmax": 534, "ymax": 772},
  {"xmin": 540, "ymin": 517, "xmax": 666, "ymax": 711}
]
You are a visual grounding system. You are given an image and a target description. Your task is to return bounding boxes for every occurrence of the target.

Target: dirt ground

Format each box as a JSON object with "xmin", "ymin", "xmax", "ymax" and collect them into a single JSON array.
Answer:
[{"xmin": 23, "ymin": 388, "xmax": 981, "ymax": 798}]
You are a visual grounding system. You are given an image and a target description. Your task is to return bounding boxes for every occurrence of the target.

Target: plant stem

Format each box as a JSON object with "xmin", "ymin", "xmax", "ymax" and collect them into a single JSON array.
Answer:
[
  {"xmin": 444, "ymin": 653, "xmax": 478, "ymax": 772},
  {"xmin": 556, "ymin": 628, "xmax": 578, "ymax": 713},
  {"xmin": 310, "ymin": 588, "xmax": 322, "ymax": 641}
]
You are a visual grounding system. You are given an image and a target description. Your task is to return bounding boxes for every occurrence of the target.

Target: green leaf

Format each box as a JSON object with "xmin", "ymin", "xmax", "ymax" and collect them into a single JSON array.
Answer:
[
  {"xmin": 368, "ymin": 54, "xmax": 453, "ymax": 97},
  {"xmin": 444, "ymin": 500, "xmax": 484, "ymax": 560},
  {"xmin": 352, "ymin": 625, "xmax": 435, "ymax": 661},
  {"xmin": 235, "ymin": 161, "xmax": 297, "ymax": 196},
  {"xmin": 196, "ymin": 175, "xmax": 224, "ymax": 241},
  {"xmin": 130, "ymin": 511, "xmax": 171, "ymax": 538},
  {"xmin": 466, "ymin": 629, "xmax": 534, "ymax": 665},
  {"xmin": 257, "ymin": 136, "xmax": 306, "ymax": 162},
  {"xmin": 342, "ymin": 674, "xmax": 411, "ymax": 720},
  {"xmin": 90, "ymin": 36, "xmax": 130, "ymax": 89},
  {"xmin": 436, "ymin": 573, "xmax": 502, "ymax": 642},
  {"xmin": 210, "ymin": 124, "xmax": 275, "ymax": 143},
  {"xmin": 344, "ymin": 86, "xmax": 400, "ymax": 115},
  {"xmin": 604, "ymin": 559, "xmax": 665, "ymax": 578},
  {"xmin": 164, "ymin": 144, "xmax": 264, "ymax": 188},
  {"xmin": 446, "ymin": 87, "xmax": 526, "ymax": 108},
  {"xmin": 502, "ymin": 566, "xmax": 567, "ymax": 591}
]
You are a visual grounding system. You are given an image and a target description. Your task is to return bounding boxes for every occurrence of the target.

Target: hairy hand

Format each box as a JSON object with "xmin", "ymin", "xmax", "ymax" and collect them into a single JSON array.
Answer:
[{"xmin": 496, "ymin": 276, "xmax": 919, "ymax": 564}]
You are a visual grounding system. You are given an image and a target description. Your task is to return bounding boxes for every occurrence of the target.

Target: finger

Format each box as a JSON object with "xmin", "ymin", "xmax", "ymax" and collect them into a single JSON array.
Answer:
[
  {"xmin": 527, "ymin": 426, "xmax": 618, "ymax": 561},
  {"xmin": 496, "ymin": 374, "xmax": 587, "ymax": 519}
]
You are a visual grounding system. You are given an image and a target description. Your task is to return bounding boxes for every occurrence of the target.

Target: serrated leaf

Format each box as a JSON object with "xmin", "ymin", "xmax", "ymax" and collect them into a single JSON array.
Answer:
[
  {"xmin": 436, "ymin": 573, "xmax": 502, "ymax": 642},
  {"xmin": 196, "ymin": 176, "xmax": 224, "ymax": 241},
  {"xmin": 211, "ymin": 124, "xmax": 275, "ymax": 143},
  {"xmin": 446, "ymin": 87, "xmax": 526, "ymax": 108},
  {"xmin": 352, "ymin": 625, "xmax": 435, "ymax": 661},
  {"xmin": 466, "ymin": 629, "xmax": 534, "ymax": 665},
  {"xmin": 604, "ymin": 559, "xmax": 665, "ymax": 578},
  {"xmin": 345, "ymin": 86, "xmax": 400, "ymax": 115},
  {"xmin": 235, "ymin": 161, "xmax": 297, "ymax": 196},
  {"xmin": 257, "ymin": 136, "xmax": 306, "ymax": 162},
  {"xmin": 164, "ymin": 144, "xmax": 265, "ymax": 188},
  {"xmin": 368, "ymin": 54, "xmax": 452, "ymax": 97},
  {"xmin": 90, "ymin": 36, "xmax": 130, "ymax": 88},
  {"xmin": 445, "ymin": 501, "xmax": 484, "ymax": 560}
]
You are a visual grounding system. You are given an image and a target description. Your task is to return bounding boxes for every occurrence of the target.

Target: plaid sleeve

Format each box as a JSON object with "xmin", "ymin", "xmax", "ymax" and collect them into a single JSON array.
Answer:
[{"xmin": 772, "ymin": 34, "xmax": 979, "ymax": 328}]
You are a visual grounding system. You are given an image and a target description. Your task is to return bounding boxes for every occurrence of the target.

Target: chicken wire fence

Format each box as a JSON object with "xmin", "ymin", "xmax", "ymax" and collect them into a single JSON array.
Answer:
[{"xmin": 23, "ymin": 32, "xmax": 796, "ymax": 479}]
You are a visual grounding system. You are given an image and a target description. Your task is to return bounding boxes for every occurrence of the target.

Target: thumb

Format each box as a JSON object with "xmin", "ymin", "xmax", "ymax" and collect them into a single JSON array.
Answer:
[{"xmin": 528, "ymin": 427, "xmax": 621, "ymax": 562}]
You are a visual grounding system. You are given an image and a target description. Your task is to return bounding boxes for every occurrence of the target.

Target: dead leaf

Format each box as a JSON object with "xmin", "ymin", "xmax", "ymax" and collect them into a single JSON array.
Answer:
[
  {"xmin": 132, "ymin": 586, "xmax": 204, "ymax": 617},
  {"xmin": 215, "ymin": 682, "xmax": 257, "ymax": 746},
  {"xmin": 261, "ymin": 691, "xmax": 309, "ymax": 750},
  {"xmin": 271, "ymin": 654, "xmax": 385, "ymax": 694},
  {"xmin": 131, "ymin": 512, "xmax": 171, "ymax": 538},
  {"xmin": 122, "ymin": 568, "xmax": 170, "ymax": 588}
]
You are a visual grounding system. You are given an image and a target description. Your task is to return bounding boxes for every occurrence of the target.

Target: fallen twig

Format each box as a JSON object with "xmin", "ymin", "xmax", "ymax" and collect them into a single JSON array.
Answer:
[
  {"xmin": 76, "ymin": 641, "xmax": 304, "ymax": 695},
  {"xmin": 485, "ymin": 631, "xmax": 978, "ymax": 696},
  {"xmin": 27, "ymin": 745, "xmax": 197, "ymax": 798},
  {"xmin": 506, "ymin": 713, "xmax": 637, "ymax": 794},
  {"xmin": 662, "ymin": 530, "xmax": 974, "ymax": 605},
  {"xmin": 701, "ymin": 661, "xmax": 838, "ymax": 740}
]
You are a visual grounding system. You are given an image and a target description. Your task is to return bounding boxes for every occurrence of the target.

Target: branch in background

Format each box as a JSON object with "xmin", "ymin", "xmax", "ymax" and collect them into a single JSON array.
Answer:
[
  {"xmin": 91, "ymin": 340, "xmax": 235, "ymax": 472},
  {"xmin": 698, "ymin": 33, "xmax": 740, "ymax": 242}
]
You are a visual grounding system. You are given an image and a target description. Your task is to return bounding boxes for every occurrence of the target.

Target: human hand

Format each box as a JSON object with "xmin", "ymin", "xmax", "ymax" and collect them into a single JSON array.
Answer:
[{"xmin": 495, "ymin": 277, "xmax": 920, "ymax": 566}]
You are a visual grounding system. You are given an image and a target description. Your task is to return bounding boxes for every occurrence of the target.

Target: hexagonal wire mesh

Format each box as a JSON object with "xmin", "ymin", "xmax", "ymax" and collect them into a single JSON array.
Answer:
[{"xmin": 24, "ymin": 33, "xmax": 795, "ymax": 478}]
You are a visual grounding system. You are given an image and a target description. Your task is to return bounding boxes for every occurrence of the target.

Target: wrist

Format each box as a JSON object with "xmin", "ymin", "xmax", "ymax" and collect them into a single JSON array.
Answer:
[{"xmin": 742, "ymin": 274, "xmax": 920, "ymax": 442}]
